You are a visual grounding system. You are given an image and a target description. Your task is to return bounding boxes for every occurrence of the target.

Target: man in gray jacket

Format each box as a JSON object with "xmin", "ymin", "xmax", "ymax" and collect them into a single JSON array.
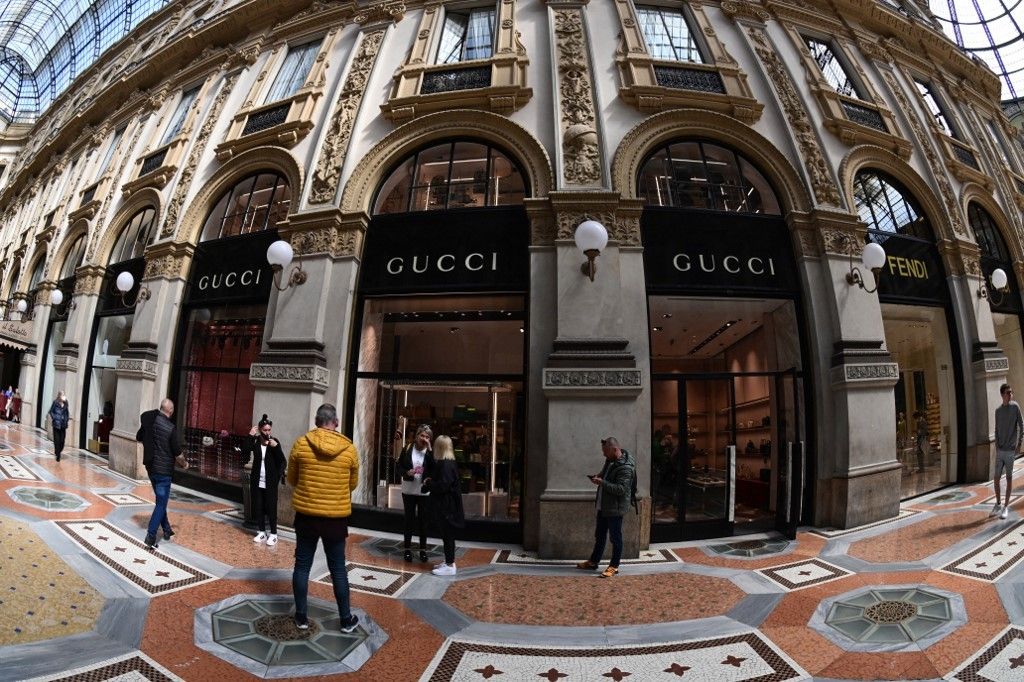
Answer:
[
  {"xmin": 137, "ymin": 399, "xmax": 187, "ymax": 548},
  {"xmin": 993, "ymin": 383, "xmax": 1022, "ymax": 520},
  {"xmin": 575, "ymin": 436, "xmax": 635, "ymax": 578}
]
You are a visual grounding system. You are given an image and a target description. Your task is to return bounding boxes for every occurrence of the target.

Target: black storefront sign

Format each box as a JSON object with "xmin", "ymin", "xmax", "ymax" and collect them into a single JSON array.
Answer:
[
  {"xmin": 185, "ymin": 230, "xmax": 277, "ymax": 305},
  {"xmin": 874, "ymin": 235, "xmax": 947, "ymax": 304},
  {"xmin": 641, "ymin": 209, "xmax": 798, "ymax": 295},
  {"xmin": 99, "ymin": 257, "xmax": 145, "ymax": 314},
  {"xmin": 360, "ymin": 207, "xmax": 530, "ymax": 294}
]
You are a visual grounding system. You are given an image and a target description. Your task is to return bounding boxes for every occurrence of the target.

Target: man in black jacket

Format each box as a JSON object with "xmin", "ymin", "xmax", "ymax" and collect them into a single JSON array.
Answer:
[{"xmin": 137, "ymin": 399, "xmax": 186, "ymax": 548}]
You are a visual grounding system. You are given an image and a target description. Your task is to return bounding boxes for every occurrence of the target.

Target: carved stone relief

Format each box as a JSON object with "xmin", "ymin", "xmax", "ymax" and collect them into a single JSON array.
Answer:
[
  {"xmin": 86, "ymin": 115, "xmax": 150, "ymax": 262},
  {"xmin": 309, "ymin": 30, "xmax": 386, "ymax": 205},
  {"xmin": 746, "ymin": 27, "xmax": 841, "ymax": 207},
  {"xmin": 553, "ymin": 10, "xmax": 601, "ymax": 186},
  {"xmin": 543, "ymin": 368, "xmax": 643, "ymax": 388},
  {"xmin": 162, "ymin": 71, "xmax": 241, "ymax": 238},
  {"xmin": 291, "ymin": 226, "xmax": 361, "ymax": 258},
  {"xmin": 878, "ymin": 69, "xmax": 966, "ymax": 238}
]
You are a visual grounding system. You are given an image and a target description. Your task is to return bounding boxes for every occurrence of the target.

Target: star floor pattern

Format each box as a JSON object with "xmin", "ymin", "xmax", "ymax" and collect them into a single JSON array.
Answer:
[{"xmin": 0, "ymin": 423, "xmax": 1023, "ymax": 681}]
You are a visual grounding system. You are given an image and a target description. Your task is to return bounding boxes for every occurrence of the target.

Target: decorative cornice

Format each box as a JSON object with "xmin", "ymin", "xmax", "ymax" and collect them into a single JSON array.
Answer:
[
  {"xmin": 142, "ymin": 241, "xmax": 194, "ymax": 281},
  {"xmin": 53, "ymin": 353, "xmax": 79, "ymax": 373},
  {"xmin": 115, "ymin": 357, "xmax": 159, "ymax": 380},
  {"xmin": 830, "ymin": 362, "xmax": 900, "ymax": 387},
  {"xmin": 249, "ymin": 363, "xmax": 330, "ymax": 392},
  {"xmin": 543, "ymin": 368, "xmax": 643, "ymax": 396},
  {"xmin": 309, "ymin": 29, "xmax": 386, "ymax": 204}
]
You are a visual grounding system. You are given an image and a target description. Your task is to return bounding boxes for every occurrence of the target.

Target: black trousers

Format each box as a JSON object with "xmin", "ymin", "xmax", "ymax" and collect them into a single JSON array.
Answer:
[
  {"xmin": 252, "ymin": 485, "xmax": 279, "ymax": 533},
  {"xmin": 402, "ymin": 493, "xmax": 428, "ymax": 549},
  {"xmin": 440, "ymin": 518, "xmax": 457, "ymax": 564},
  {"xmin": 53, "ymin": 428, "xmax": 66, "ymax": 459}
]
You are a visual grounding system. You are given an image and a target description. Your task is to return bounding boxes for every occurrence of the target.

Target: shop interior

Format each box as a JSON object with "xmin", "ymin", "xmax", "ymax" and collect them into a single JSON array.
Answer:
[
  {"xmin": 649, "ymin": 296, "xmax": 803, "ymax": 533},
  {"xmin": 353, "ymin": 294, "xmax": 525, "ymax": 522},
  {"xmin": 883, "ymin": 303, "xmax": 957, "ymax": 498},
  {"xmin": 83, "ymin": 314, "xmax": 132, "ymax": 453}
]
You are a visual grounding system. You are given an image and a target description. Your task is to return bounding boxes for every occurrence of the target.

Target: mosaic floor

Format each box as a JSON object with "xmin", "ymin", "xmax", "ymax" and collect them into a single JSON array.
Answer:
[{"xmin": 1, "ymin": 423, "xmax": 1024, "ymax": 681}]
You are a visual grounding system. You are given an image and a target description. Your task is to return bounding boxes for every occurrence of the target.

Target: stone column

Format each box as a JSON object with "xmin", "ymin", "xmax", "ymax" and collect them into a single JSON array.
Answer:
[
  {"xmin": 255, "ymin": 209, "xmax": 365, "ymax": 526},
  {"xmin": 51, "ymin": 267, "xmax": 105, "ymax": 448},
  {"xmin": 19, "ymin": 283, "xmax": 56, "ymax": 427},
  {"xmin": 110, "ymin": 242, "xmax": 192, "ymax": 479},
  {"xmin": 810, "ymin": 216, "xmax": 902, "ymax": 529}
]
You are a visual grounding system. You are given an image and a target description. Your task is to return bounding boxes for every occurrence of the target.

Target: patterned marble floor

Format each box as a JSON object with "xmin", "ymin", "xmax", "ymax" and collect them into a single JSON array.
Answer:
[{"xmin": 1, "ymin": 422, "xmax": 1024, "ymax": 681}]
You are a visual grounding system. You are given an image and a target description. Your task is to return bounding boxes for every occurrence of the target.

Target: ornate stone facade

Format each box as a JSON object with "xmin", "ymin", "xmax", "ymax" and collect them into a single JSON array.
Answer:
[
  {"xmin": 552, "ymin": 9, "xmax": 601, "ymax": 186},
  {"xmin": 309, "ymin": 30, "xmax": 386, "ymax": 204},
  {"xmin": 161, "ymin": 71, "xmax": 241, "ymax": 238}
]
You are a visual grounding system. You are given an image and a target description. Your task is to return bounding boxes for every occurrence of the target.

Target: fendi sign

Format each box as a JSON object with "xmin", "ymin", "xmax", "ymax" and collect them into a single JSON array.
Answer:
[
  {"xmin": 875, "ymin": 236, "xmax": 947, "ymax": 304},
  {"xmin": 642, "ymin": 209, "xmax": 798, "ymax": 294},
  {"xmin": 361, "ymin": 208, "xmax": 529, "ymax": 294},
  {"xmin": 185, "ymin": 230, "xmax": 276, "ymax": 304}
]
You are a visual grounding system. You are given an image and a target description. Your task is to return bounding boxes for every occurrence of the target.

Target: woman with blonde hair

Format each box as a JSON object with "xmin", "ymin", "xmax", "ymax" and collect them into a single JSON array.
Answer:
[{"xmin": 422, "ymin": 435, "xmax": 464, "ymax": 575}]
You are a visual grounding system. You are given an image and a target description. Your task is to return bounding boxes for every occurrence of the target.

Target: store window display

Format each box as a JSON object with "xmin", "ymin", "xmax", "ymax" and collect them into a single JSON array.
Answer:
[
  {"xmin": 173, "ymin": 172, "xmax": 284, "ymax": 485},
  {"xmin": 853, "ymin": 169, "xmax": 961, "ymax": 499}
]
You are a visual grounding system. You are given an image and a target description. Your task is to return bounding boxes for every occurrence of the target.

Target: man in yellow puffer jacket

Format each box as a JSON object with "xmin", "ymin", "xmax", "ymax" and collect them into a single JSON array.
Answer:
[{"xmin": 287, "ymin": 404, "xmax": 361, "ymax": 633}]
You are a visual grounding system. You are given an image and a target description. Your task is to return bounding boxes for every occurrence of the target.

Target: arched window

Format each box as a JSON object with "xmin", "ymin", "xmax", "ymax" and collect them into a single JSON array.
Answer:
[
  {"xmin": 59, "ymin": 235, "xmax": 86, "ymax": 280},
  {"xmin": 637, "ymin": 140, "xmax": 781, "ymax": 215},
  {"xmin": 200, "ymin": 172, "xmax": 291, "ymax": 241},
  {"xmin": 968, "ymin": 203, "xmax": 1010, "ymax": 263},
  {"xmin": 108, "ymin": 207, "xmax": 157, "ymax": 264},
  {"xmin": 852, "ymin": 170, "xmax": 932, "ymax": 243},
  {"xmin": 27, "ymin": 257, "xmax": 45, "ymax": 292},
  {"xmin": 372, "ymin": 141, "xmax": 526, "ymax": 214}
]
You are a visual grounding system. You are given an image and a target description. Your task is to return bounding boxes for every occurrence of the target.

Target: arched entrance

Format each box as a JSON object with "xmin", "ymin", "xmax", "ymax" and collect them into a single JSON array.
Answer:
[
  {"xmin": 639, "ymin": 139, "xmax": 812, "ymax": 541},
  {"xmin": 346, "ymin": 139, "xmax": 529, "ymax": 542},
  {"xmin": 170, "ymin": 171, "xmax": 290, "ymax": 490},
  {"xmin": 853, "ymin": 170, "xmax": 965, "ymax": 498}
]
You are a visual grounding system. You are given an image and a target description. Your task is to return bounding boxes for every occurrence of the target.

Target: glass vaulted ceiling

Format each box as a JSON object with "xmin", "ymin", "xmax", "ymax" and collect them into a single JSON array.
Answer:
[
  {"xmin": 929, "ymin": 0, "xmax": 1024, "ymax": 103},
  {"xmin": 0, "ymin": 0, "xmax": 170, "ymax": 125}
]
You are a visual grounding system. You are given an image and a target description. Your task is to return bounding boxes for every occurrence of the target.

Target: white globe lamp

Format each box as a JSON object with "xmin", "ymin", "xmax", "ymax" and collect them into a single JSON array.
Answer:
[{"xmin": 574, "ymin": 220, "xmax": 609, "ymax": 282}]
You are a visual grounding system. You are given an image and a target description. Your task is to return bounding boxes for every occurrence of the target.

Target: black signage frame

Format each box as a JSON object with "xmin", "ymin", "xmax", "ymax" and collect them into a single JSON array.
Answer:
[
  {"xmin": 872, "ymin": 233, "xmax": 949, "ymax": 306},
  {"xmin": 641, "ymin": 208, "xmax": 799, "ymax": 296},
  {"xmin": 359, "ymin": 207, "xmax": 530, "ymax": 295},
  {"xmin": 183, "ymin": 230, "xmax": 278, "ymax": 307}
]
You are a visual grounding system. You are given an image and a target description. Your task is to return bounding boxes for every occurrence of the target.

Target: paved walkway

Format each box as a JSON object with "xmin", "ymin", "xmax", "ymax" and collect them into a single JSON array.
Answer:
[{"xmin": 1, "ymin": 423, "xmax": 1023, "ymax": 681}]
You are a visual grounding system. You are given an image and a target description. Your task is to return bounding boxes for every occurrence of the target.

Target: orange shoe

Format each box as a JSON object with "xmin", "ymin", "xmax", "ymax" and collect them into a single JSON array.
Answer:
[
  {"xmin": 600, "ymin": 565, "xmax": 619, "ymax": 578},
  {"xmin": 575, "ymin": 560, "xmax": 598, "ymax": 570}
]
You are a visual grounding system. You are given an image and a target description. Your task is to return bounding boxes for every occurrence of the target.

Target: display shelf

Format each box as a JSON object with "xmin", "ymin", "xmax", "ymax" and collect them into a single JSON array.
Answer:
[
  {"xmin": 717, "ymin": 426, "xmax": 771, "ymax": 434},
  {"xmin": 717, "ymin": 397, "xmax": 769, "ymax": 414}
]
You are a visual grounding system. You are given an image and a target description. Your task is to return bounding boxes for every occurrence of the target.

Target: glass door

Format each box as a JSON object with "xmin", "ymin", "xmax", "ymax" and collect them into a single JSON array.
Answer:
[
  {"xmin": 774, "ymin": 369, "xmax": 804, "ymax": 538},
  {"xmin": 651, "ymin": 377, "xmax": 736, "ymax": 540}
]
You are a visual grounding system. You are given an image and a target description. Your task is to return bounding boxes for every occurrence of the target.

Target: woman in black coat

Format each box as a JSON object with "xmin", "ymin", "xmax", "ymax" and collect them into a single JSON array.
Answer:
[
  {"xmin": 48, "ymin": 391, "xmax": 70, "ymax": 462},
  {"xmin": 397, "ymin": 424, "xmax": 436, "ymax": 562},
  {"xmin": 423, "ymin": 435, "xmax": 464, "ymax": 576},
  {"xmin": 241, "ymin": 414, "xmax": 286, "ymax": 545}
]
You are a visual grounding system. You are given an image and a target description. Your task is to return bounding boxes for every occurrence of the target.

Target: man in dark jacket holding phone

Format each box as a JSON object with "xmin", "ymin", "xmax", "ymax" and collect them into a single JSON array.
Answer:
[
  {"xmin": 576, "ymin": 436, "xmax": 635, "ymax": 578},
  {"xmin": 137, "ymin": 399, "xmax": 186, "ymax": 549}
]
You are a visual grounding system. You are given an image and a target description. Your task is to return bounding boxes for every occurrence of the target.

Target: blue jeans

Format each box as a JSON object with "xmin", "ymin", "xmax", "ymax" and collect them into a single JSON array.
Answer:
[
  {"xmin": 147, "ymin": 475, "xmax": 172, "ymax": 538},
  {"xmin": 292, "ymin": 513, "xmax": 351, "ymax": 621},
  {"xmin": 588, "ymin": 514, "xmax": 624, "ymax": 567}
]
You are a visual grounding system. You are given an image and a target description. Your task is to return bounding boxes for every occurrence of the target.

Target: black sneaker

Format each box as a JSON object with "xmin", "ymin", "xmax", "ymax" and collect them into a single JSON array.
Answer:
[
  {"xmin": 163, "ymin": 529, "xmax": 175, "ymax": 542},
  {"xmin": 339, "ymin": 614, "xmax": 359, "ymax": 633},
  {"xmin": 403, "ymin": 550, "xmax": 413, "ymax": 562},
  {"xmin": 419, "ymin": 550, "xmax": 429, "ymax": 563},
  {"xmin": 294, "ymin": 614, "xmax": 309, "ymax": 630},
  {"xmin": 144, "ymin": 534, "xmax": 159, "ymax": 549}
]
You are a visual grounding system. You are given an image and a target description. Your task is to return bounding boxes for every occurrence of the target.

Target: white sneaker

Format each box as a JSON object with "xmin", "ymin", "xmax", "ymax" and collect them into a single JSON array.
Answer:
[
  {"xmin": 990, "ymin": 503, "xmax": 1002, "ymax": 517},
  {"xmin": 253, "ymin": 531, "xmax": 267, "ymax": 543},
  {"xmin": 266, "ymin": 534, "xmax": 278, "ymax": 546},
  {"xmin": 432, "ymin": 563, "xmax": 457, "ymax": 576},
  {"xmin": 1001, "ymin": 507, "xmax": 1009, "ymax": 520}
]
